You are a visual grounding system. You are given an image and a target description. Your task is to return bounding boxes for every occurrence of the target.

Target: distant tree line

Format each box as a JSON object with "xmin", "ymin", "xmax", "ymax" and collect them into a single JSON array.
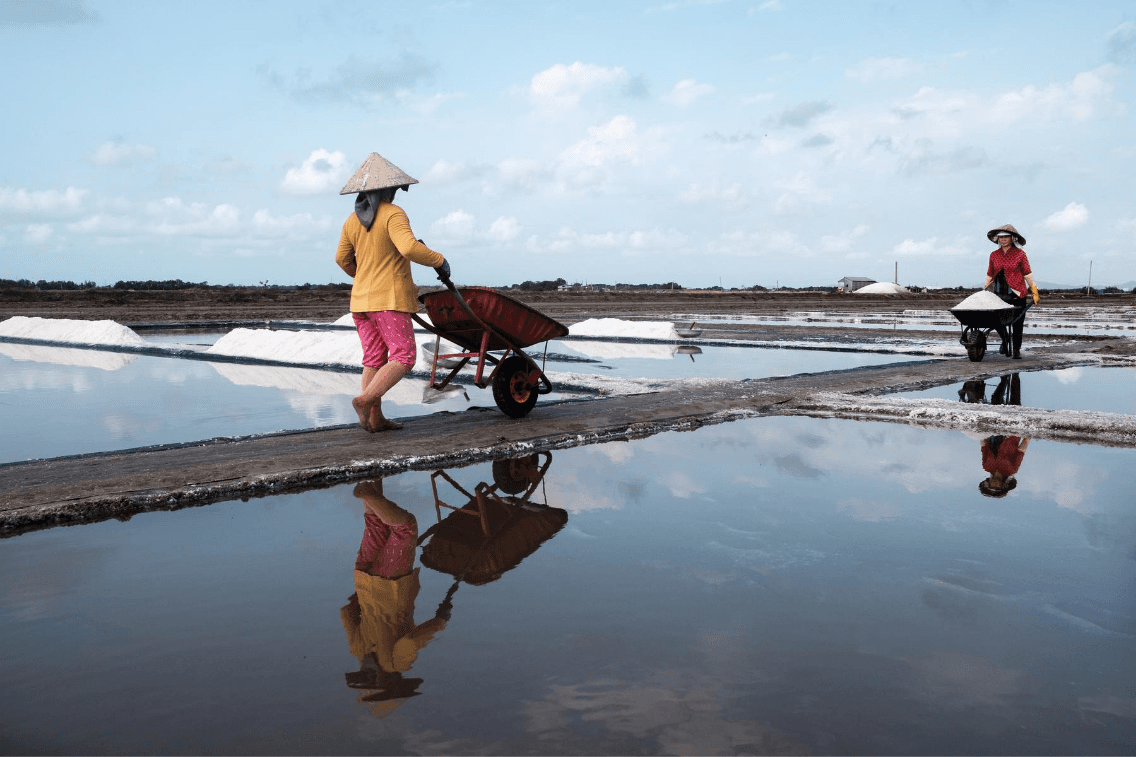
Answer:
[
  {"xmin": 0, "ymin": 278, "xmax": 352, "ymax": 291},
  {"xmin": 505, "ymin": 278, "xmax": 567, "ymax": 291}
]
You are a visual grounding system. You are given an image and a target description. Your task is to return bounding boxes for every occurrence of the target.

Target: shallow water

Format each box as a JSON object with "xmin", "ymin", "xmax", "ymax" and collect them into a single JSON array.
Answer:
[
  {"xmin": 2, "ymin": 417, "xmax": 1133, "ymax": 755},
  {"xmin": 673, "ymin": 307, "xmax": 1136, "ymax": 336},
  {"xmin": 892, "ymin": 366, "xmax": 1136, "ymax": 415},
  {"xmin": 0, "ymin": 349, "xmax": 509, "ymax": 462},
  {"xmin": 550, "ymin": 339, "xmax": 928, "ymax": 380}
]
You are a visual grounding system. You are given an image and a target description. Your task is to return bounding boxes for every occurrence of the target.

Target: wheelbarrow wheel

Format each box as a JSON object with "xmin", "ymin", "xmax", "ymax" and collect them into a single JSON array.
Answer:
[
  {"xmin": 963, "ymin": 329, "xmax": 986, "ymax": 362},
  {"xmin": 492, "ymin": 355, "xmax": 539, "ymax": 418}
]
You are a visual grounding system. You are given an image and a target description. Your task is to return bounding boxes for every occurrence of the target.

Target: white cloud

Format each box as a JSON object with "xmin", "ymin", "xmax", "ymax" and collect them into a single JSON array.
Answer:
[
  {"xmin": 146, "ymin": 197, "xmax": 240, "ymax": 236},
  {"xmin": 250, "ymin": 209, "xmax": 331, "ymax": 238},
  {"xmin": 497, "ymin": 158, "xmax": 554, "ymax": 191},
  {"xmin": 280, "ymin": 149, "xmax": 351, "ymax": 195},
  {"xmin": 773, "ymin": 171, "xmax": 829, "ymax": 215},
  {"xmin": 428, "ymin": 211, "xmax": 524, "ymax": 247},
  {"xmin": 662, "ymin": 471, "xmax": 707, "ymax": 499},
  {"xmin": 430, "ymin": 209, "xmax": 477, "ymax": 242},
  {"xmin": 662, "ymin": 79, "xmax": 715, "ymax": 107},
  {"xmin": 24, "ymin": 223, "xmax": 53, "ymax": 244},
  {"xmin": 87, "ymin": 140, "xmax": 158, "ymax": 167},
  {"xmin": 846, "ymin": 57, "xmax": 922, "ymax": 83},
  {"xmin": 819, "ymin": 224, "xmax": 871, "ymax": 254},
  {"xmin": 560, "ymin": 116, "xmax": 644, "ymax": 168},
  {"xmin": 422, "ymin": 159, "xmax": 489, "ymax": 185},
  {"xmin": 0, "ymin": 187, "xmax": 87, "ymax": 214},
  {"xmin": 891, "ymin": 236, "xmax": 972, "ymax": 258},
  {"xmin": 530, "ymin": 62, "xmax": 627, "ymax": 110},
  {"xmin": 1042, "ymin": 202, "xmax": 1089, "ymax": 232},
  {"xmin": 993, "ymin": 65, "xmax": 1117, "ymax": 123},
  {"xmin": 66, "ymin": 214, "xmax": 135, "ymax": 235},
  {"xmin": 523, "ymin": 226, "xmax": 690, "ymax": 256},
  {"xmin": 486, "ymin": 216, "xmax": 521, "ymax": 242},
  {"xmin": 679, "ymin": 182, "xmax": 748, "ymax": 211},
  {"xmin": 752, "ymin": 0, "xmax": 783, "ymax": 12}
]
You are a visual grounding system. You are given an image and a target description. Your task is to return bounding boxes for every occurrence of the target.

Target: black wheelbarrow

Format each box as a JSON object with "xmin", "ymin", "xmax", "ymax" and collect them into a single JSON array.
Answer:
[{"xmin": 951, "ymin": 295, "xmax": 1031, "ymax": 362}]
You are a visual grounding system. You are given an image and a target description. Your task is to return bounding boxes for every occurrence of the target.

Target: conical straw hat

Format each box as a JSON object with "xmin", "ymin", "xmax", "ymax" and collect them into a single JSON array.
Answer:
[
  {"xmin": 339, "ymin": 153, "xmax": 419, "ymax": 195},
  {"xmin": 986, "ymin": 224, "xmax": 1026, "ymax": 246}
]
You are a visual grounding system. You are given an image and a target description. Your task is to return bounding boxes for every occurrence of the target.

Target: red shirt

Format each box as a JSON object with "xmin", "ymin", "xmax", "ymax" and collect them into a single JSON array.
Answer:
[
  {"xmin": 982, "ymin": 436, "xmax": 1026, "ymax": 476},
  {"xmin": 987, "ymin": 246, "xmax": 1032, "ymax": 296}
]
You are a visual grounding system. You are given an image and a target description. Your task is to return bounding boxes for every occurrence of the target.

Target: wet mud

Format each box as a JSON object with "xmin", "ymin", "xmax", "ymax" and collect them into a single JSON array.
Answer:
[{"xmin": 2, "ymin": 290, "xmax": 1134, "ymax": 535}]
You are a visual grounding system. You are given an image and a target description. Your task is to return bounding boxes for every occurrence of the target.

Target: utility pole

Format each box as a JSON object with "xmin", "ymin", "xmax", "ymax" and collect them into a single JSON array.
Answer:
[
  {"xmin": 894, "ymin": 261, "xmax": 898, "ymax": 285},
  {"xmin": 1087, "ymin": 261, "xmax": 1093, "ymax": 297}
]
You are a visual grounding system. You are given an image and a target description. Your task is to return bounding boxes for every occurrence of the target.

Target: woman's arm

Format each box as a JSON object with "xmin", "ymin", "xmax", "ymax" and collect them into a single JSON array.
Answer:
[{"xmin": 335, "ymin": 224, "xmax": 358, "ymax": 278}]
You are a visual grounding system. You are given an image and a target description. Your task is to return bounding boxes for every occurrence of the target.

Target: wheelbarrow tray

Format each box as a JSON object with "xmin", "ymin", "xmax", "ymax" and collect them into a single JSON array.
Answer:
[
  {"xmin": 950, "ymin": 306, "xmax": 1023, "ymax": 329},
  {"xmin": 418, "ymin": 287, "xmax": 568, "ymax": 353}
]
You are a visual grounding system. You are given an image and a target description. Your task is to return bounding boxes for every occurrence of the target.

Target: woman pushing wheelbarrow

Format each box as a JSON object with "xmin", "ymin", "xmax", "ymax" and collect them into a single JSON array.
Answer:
[
  {"xmin": 335, "ymin": 152, "xmax": 452, "ymax": 432},
  {"xmin": 984, "ymin": 224, "xmax": 1040, "ymax": 360}
]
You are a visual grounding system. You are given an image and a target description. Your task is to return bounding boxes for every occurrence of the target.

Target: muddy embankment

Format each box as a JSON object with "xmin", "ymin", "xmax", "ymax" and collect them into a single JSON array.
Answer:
[{"xmin": 2, "ymin": 287, "xmax": 1134, "ymax": 535}]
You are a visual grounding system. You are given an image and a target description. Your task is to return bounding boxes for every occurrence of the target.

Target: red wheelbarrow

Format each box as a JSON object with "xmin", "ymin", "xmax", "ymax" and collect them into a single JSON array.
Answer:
[{"xmin": 412, "ymin": 283, "xmax": 569, "ymax": 417}]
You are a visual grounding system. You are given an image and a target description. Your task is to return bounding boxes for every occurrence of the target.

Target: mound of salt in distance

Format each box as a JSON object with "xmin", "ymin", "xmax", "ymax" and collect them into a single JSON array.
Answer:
[
  {"xmin": 854, "ymin": 282, "xmax": 910, "ymax": 294},
  {"xmin": 568, "ymin": 318, "xmax": 680, "ymax": 341},
  {"xmin": 0, "ymin": 316, "xmax": 146, "ymax": 346},
  {"xmin": 951, "ymin": 290, "xmax": 1014, "ymax": 311}
]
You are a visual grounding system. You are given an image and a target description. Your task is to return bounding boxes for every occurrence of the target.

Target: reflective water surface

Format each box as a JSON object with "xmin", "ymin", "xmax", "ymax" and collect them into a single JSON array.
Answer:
[
  {"xmin": 549, "ymin": 339, "xmax": 928, "ymax": 380},
  {"xmin": 891, "ymin": 366, "xmax": 1136, "ymax": 416},
  {"xmin": 2, "ymin": 417, "xmax": 1133, "ymax": 755},
  {"xmin": 0, "ymin": 348, "xmax": 531, "ymax": 462}
]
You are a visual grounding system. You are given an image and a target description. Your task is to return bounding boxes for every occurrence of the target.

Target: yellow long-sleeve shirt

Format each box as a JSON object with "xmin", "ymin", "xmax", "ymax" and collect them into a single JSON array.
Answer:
[{"xmin": 335, "ymin": 203, "xmax": 445, "ymax": 313}]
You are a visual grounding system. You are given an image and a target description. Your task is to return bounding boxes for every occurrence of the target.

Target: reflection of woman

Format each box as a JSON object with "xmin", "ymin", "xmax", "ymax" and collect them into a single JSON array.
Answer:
[
  {"xmin": 335, "ymin": 153, "xmax": 450, "ymax": 433},
  {"xmin": 979, "ymin": 435, "xmax": 1030, "ymax": 498},
  {"xmin": 984, "ymin": 224, "xmax": 1039, "ymax": 360},
  {"xmin": 341, "ymin": 480, "xmax": 448, "ymax": 715}
]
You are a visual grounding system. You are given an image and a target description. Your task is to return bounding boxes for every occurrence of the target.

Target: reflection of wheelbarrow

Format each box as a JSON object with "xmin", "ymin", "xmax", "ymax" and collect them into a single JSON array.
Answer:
[
  {"xmin": 951, "ymin": 297, "xmax": 1031, "ymax": 362},
  {"xmin": 419, "ymin": 452, "xmax": 567, "ymax": 587},
  {"xmin": 414, "ymin": 283, "xmax": 569, "ymax": 417}
]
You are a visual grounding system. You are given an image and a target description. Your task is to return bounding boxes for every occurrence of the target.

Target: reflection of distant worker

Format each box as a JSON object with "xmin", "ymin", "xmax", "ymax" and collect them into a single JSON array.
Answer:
[
  {"xmin": 979, "ymin": 435, "xmax": 1030, "ymax": 498},
  {"xmin": 958, "ymin": 373, "xmax": 1021, "ymax": 406},
  {"xmin": 989, "ymin": 373, "xmax": 1020, "ymax": 406},
  {"xmin": 984, "ymin": 224, "xmax": 1039, "ymax": 360},
  {"xmin": 341, "ymin": 480, "xmax": 448, "ymax": 716},
  {"xmin": 335, "ymin": 153, "xmax": 451, "ymax": 433}
]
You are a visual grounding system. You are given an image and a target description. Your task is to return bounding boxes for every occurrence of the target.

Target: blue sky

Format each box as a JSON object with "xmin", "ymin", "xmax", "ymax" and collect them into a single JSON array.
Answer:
[{"xmin": 1, "ymin": 0, "xmax": 1134, "ymax": 288}]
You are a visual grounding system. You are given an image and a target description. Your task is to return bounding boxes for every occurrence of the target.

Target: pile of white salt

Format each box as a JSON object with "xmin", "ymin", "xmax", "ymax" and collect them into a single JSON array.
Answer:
[{"xmin": 951, "ymin": 290, "xmax": 1014, "ymax": 311}]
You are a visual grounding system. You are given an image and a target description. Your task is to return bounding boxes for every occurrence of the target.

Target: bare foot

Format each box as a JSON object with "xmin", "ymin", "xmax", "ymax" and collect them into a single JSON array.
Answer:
[
  {"xmin": 351, "ymin": 397, "xmax": 375, "ymax": 433},
  {"xmin": 369, "ymin": 406, "xmax": 403, "ymax": 432}
]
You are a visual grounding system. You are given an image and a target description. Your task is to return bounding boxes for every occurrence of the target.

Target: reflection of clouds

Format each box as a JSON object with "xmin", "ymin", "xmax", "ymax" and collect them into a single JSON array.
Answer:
[
  {"xmin": 732, "ymin": 473, "xmax": 768, "ymax": 488},
  {"xmin": 837, "ymin": 496, "xmax": 903, "ymax": 521},
  {"xmin": 100, "ymin": 412, "xmax": 162, "ymax": 440},
  {"xmin": 1020, "ymin": 458, "xmax": 1102, "ymax": 514},
  {"xmin": 1078, "ymin": 692, "xmax": 1136, "ymax": 720},
  {"xmin": 662, "ymin": 470, "xmax": 707, "ymax": 499},
  {"xmin": 525, "ymin": 676, "xmax": 806, "ymax": 755},
  {"xmin": 773, "ymin": 453, "xmax": 822, "ymax": 478},
  {"xmin": 587, "ymin": 441, "xmax": 635, "ymax": 464},
  {"xmin": 909, "ymin": 651, "xmax": 1022, "ymax": 705},
  {"xmin": 1052, "ymin": 366, "xmax": 1084, "ymax": 385}
]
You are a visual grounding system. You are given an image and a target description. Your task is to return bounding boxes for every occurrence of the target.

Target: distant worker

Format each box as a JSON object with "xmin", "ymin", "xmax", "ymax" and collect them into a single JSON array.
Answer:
[
  {"xmin": 978, "ymin": 435, "xmax": 1030, "ymax": 498},
  {"xmin": 335, "ymin": 153, "xmax": 451, "ymax": 432},
  {"xmin": 983, "ymin": 224, "xmax": 1039, "ymax": 360}
]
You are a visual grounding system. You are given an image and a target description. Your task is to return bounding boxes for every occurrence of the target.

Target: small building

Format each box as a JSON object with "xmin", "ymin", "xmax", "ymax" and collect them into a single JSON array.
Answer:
[{"xmin": 837, "ymin": 276, "xmax": 876, "ymax": 293}]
